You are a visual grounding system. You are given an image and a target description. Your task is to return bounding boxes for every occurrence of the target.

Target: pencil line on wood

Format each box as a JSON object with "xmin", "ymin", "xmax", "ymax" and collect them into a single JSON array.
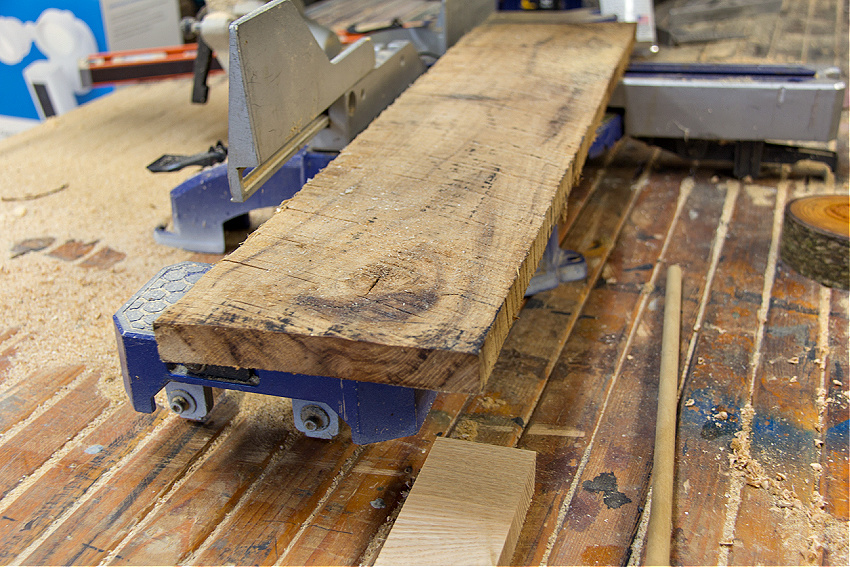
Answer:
[
  {"xmin": 538, "ymin": 160, "xmax": 686, "ymax": 567},
  {"xmin": 678, "ymin": 180, "xmax": 741, "ymax": 397},
  {"xmin": 0, "ymin": 403, "xmax": 119, "ymax": 518}
]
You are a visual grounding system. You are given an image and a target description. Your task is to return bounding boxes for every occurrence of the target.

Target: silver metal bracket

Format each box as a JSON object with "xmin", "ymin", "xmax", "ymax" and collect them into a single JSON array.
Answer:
[
  {"xmin": 227, "ymin": 0, "xmax": 496, "ymax": 202},
  {"xmin": 292, "ymin": 399, "xmax": 340, "ymax": 439},
  {"xmin": 310, "ymin": 40, "xmax": 425, "ymax": 152},
  {"xmin": 165, "ymin": 381, "xmax": 214, "ymax": 421},
  {"xmin": 227, "ymin": 0, "xmax": 375, "ymax": 202},
  {"xmin": 611, "ymin": 67, "xmax": 846, "ymax": 143}
]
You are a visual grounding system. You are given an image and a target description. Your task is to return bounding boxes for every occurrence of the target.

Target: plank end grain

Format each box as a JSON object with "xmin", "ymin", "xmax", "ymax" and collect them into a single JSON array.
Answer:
[
  {"xmin": 154, "ymin": 20, "xmax": 636, "ymax": 393},
  {"xmin": 373, "ymin": 437, "xmax": 536, "ymax": 566}
]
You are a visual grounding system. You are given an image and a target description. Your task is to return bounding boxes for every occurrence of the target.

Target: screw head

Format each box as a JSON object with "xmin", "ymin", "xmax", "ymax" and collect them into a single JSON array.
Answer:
[
  {"xmin": 300, "ymin": 405, "xmax": 330, "ymax": 432},
  {"xmin": 303, "ymin": 416, "xmax": 321, "ymax": 431},
  {"xmin": 170, "ymin": 395, "xmax": 190, "ymax": 414}
]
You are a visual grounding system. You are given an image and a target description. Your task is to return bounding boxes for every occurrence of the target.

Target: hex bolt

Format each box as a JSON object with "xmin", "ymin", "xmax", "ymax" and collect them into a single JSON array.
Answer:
[
  {"xmin": 170, "ymin": 395, "xmax": 191, "ymax": 415},
  {"xmin": 300, "ymin": 405, "xmax": 330, "ymax": 433},
  {"xmin": 303, "ymin": 416, "xmax": 321, "ymax": 431}
]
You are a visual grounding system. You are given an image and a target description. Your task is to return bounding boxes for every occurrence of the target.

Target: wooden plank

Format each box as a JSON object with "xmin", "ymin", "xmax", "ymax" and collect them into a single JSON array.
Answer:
[
  {"xmin": 0, "ymin": 372, "xmax": 108, "ymax": 501},
  {"xmin": 373, "ymin": 437, "xmax": 535, "ymax": 566},
  {"xmin": 19, "ymin": 392, "xmax": 240, "ymax": 566},
  {"xmin": 154, "ymin": 20, "xmax": 636, "ymax": 394},
  {"xmin": 670, "ymin": 180, "xmax": 776, "ymax": 566}
]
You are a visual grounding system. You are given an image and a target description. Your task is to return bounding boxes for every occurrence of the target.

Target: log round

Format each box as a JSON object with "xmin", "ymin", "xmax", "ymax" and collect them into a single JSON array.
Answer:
[{"xmin": 780, "ymin": 194, "xmax": 849, "ymax": 289}]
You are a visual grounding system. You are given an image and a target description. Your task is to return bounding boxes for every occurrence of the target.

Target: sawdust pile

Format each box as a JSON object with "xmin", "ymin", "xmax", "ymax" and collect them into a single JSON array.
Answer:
[
  {"xmin": 727, "ymin": 406, "xmax": 848, "ymax": 564},
  {"xmin": 0, "ymin": 78, "xmax": 228, "ymax": 408}
]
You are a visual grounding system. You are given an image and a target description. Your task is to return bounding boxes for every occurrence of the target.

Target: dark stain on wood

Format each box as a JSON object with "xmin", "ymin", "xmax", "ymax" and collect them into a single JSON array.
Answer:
[{"xmin": 582, "ymin": 471, "xmax": 632, "ymax": 509}]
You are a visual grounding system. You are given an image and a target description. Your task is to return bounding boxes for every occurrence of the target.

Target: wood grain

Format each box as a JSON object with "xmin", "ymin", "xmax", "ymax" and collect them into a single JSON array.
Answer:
[
  {"xmin": 780, "ymin": 195, "xmax": 850, "ymax": 289},
  {"xmin": 109, "ymin": 404, "xmax": 290, "ymax": 565},
  {"xmin": 0, "ymin": 364, "xmax": 85, "ymax": 435},
  {"xmin": 671, "ymin": 182, "xmax": 776, "ymax": 566},
  {"xmin": 0, "ymin": 372, "xmax": 107, "ymax": 501},
  {"xmin": 729, "ymin": 254, "xmax": 824, "ymax": 566},
  {"xmin": 154, "ymin": 20, "xmax": 636, "ymax": 393},
  {"xmin": 0, "ymin": 406, "xmax": 167, "ymax": 563},
  {"xmin": 373, "ymin": 437, "xmax": 535, "ymax": 566},
  {"xmin": 544, "ymin": 170, "xmax": 727, "ymax": 567},
  {"xmin": 822, "ymin": 289, "xmax": 849, "ymax": 534},
  {"xmin": 20, "ymin": 393, "xmax": 240, "ymax": 566}
]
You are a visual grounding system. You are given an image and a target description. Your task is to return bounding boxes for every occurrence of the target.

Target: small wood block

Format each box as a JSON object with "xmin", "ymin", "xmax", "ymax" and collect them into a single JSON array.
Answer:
[{"xmin": 374, "ymin": 437, "xmax": 536, "ymax": 566}]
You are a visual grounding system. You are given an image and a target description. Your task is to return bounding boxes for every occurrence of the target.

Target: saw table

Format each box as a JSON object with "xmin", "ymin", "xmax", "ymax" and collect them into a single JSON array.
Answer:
[{"xmin": 0, "ymin": 0, "xmax": 847, "ymax": 564}]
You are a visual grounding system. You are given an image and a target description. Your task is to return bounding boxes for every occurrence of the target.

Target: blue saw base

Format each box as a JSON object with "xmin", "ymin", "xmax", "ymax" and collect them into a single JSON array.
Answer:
[
  {"xmin": 154, "ymin": 150, "xmax": 336, "ymax": 253},
  {"xmin": 114, "ymin": 262, "xmax": 436, "ymax": 444}
]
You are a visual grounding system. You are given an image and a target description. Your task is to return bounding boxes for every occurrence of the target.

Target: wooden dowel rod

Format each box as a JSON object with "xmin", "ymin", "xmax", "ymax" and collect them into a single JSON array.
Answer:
[{"xmin": 645, "ymin": 264, "xmax": 682, "ymax": 567}]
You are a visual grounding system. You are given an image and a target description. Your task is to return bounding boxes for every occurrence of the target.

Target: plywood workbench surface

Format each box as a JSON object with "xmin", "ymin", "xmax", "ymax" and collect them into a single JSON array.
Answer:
[{"xmin": 0, "ymin": 0, "xmax": 847, "ymax": 565}]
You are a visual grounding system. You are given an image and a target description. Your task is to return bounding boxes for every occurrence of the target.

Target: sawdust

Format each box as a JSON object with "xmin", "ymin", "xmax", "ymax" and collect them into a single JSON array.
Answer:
[
  {"xmin": 726, "ymin": 407, "xmax": 847, "ymax": 564},
  {"xmin": 452, "ymin": 418, "xmax": 479, "ymax": 441},
  {"xmin": 358, "ymin": 495, "xmax": 407, "ymax": 567},
  {"xmin": 0, "ymin": 78, "xmax": 229, "ymax": 411},
  {"xmin": 478, "ymin": 395, "xmax": 507, "ymax": 411},
  {"xmin": 238, "ymin": 391, "xmax": 295, "ymax": 432}
]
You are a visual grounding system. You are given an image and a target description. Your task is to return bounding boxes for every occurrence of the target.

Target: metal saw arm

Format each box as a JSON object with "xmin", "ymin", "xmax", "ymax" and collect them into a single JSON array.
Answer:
[{"xmin": 227, "ymin": 0, "xmax": 376, "ymax": 202}]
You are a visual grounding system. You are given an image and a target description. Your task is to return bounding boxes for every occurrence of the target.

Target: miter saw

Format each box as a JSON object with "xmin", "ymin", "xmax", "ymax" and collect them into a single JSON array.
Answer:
[
  {"xmin": 115, "ymin": 0, "xmax": 511, "ymax": 445},
  {"xmin": 115, "ymin": 0, "xmax": 845, "ymax": 445}
]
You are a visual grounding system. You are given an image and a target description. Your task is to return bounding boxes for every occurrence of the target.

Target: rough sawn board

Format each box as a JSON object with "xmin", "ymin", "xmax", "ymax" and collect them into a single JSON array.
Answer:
[{"xmin": 155, "ymin": 19, "xmax": 635, "ymax": 393}]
